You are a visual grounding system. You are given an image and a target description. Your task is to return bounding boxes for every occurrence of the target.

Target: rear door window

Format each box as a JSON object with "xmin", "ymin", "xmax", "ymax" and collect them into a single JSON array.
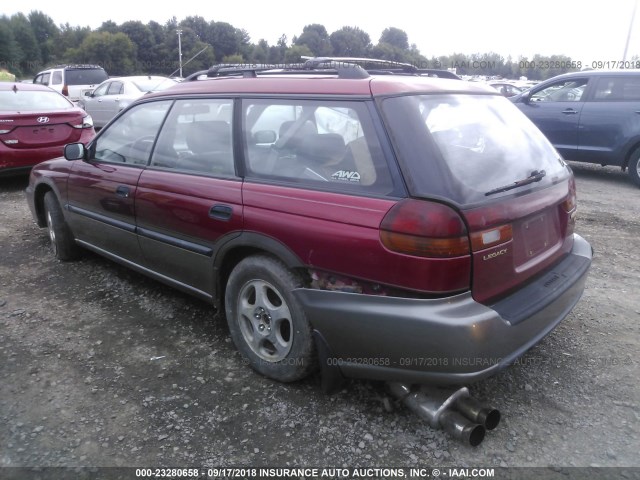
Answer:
[
  {"xmin": 242, "ymin": 99, "xmax": 398, "ymax": 195},
  {"xmin": 593, "ymin": 76, "xmax": 640, "ymax": 101}
]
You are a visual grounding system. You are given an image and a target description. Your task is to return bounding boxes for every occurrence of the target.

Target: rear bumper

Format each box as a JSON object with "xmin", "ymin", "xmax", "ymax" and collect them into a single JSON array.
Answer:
[{"xmin": 294, "ymin": 234, "xmax": 592, "ymax": 385}]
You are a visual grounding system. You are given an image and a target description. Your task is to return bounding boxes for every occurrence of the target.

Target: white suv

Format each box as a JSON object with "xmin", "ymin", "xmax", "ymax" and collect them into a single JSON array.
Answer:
[{"xmin": 33, "ymin": 65, "xmax": 108, "ymax": 104}]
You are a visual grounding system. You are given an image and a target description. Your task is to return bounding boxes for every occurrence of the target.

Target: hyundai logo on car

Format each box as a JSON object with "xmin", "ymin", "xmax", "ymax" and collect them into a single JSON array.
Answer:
[{"xmin": 37, "ymin": 117, "xmax": 50, "ymax": 123}]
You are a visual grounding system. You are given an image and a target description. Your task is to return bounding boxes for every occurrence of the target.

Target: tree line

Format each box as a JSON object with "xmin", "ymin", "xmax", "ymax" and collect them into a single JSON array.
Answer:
[{"xmin": 0, "ymin": 11, "xmax": 602, "ymax": 80}]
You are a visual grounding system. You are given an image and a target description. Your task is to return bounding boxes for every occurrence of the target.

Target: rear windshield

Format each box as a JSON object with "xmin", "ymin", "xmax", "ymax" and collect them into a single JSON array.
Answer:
[
  {"xmin": 65, "ymin": 68, "xmax": 108, "ymax": 85},
  {"xmin": 380, "ymin": 94, "xmax": 569, "ymax": 206},
  {"xmin": 0, "ymin": 90, "xmax": 73, "ymax": 111}
]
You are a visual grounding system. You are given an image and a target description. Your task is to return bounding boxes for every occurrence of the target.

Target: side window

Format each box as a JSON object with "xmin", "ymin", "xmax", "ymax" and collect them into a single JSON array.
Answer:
[
  {"xmin": 52, "ymin": 71, "xmax": 62, "ymax": 85},
  {"xmin": 92, "ymin": 83, "xmax": 109, "ymax": 97},
  {"xmin": 150, "ymin": 99, "xmax": 235, "ymax": 176},
  {"xmin": 92, "ymin": 100, "xmax": 172, "ymax": 165},
  {"xmin": 531, "ymin": 78, "xmax": 588, "ymax": 102},
  {"xmin": 593, "ymin": 76, "xmax": 640, "ymax": 101},
  {"xmin": 40, "ymin": 73, "xmax": 51, "ymax": 85},
  {"xmin": 243, "ymin": 99, "xmax": 394, "ymax": 194},
  {"xmin": 107, "ymin": 81, "xmax": 124, "ymax": 95}
]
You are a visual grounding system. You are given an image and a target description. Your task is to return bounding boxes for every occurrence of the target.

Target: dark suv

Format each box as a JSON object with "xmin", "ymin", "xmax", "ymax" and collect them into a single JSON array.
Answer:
[
  {"xmin": 511, "ymin": 69, "xmax": 640, "ymax": 186},
  {"xmin": 26, "ymin": 59, "xmax": 592, "ymax": 386}
]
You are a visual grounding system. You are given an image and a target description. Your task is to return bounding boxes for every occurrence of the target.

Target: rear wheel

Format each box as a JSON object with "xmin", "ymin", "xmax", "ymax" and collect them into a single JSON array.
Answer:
[
  {"xmin": 224, "ymin": 255, "xmax": 316, "ymax": 382},
  {"xmin": 628, "ymin": 147, "xmax": 640, "ymax": 187},
  {"xmin": 43, "ymin": 191, "xmax": 80, "ymax": 261}
]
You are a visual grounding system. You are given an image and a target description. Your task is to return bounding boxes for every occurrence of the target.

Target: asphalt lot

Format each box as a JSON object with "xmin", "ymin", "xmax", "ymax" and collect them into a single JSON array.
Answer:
[{"xmin": 0, "ymin": 162, "xmax": 639, "ymax": 477}]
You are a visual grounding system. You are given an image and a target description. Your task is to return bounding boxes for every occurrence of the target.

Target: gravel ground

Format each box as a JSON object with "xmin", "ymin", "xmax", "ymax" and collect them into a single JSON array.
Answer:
[{"xmin": 0, "ymin": 162, "xmax": 639, "ymax": 477}]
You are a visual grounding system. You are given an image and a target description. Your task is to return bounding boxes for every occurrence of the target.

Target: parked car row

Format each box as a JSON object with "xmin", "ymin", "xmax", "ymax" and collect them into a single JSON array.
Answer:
[
  {"xmin": 78, "ymin": 76, "xmax": 177, "ymax": 128},
  {"xmin": 0, "ymin": 65, "xmax": 180, "ymax": 175}
]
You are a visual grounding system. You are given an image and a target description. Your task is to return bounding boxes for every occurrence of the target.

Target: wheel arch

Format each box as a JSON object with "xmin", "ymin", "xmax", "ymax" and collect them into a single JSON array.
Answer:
[
  {"xmin": 33, "ymin": 182, "xmax": 56, "ymax": 228},
  {"xmin": 623, "ymin": 140, "xmax": 640, "ymax": 171},
  {"xmin": 213, "ymin": 233, "xmax": 307, "ymax": 311}
]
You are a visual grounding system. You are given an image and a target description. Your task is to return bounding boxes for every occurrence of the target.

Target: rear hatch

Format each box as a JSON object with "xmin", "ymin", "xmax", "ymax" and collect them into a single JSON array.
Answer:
[{"xmin": 379, "ymin": 93, "xmax": 575, "ymax": 303}]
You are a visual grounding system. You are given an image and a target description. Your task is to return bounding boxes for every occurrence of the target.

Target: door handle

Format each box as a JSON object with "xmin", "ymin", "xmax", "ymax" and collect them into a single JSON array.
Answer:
[
  {"xmin": 561, "ymin": 109, "xmax": 578, "ymax": 115},
  {"xmin": 116, "ymin": 185, "xmax": 130, "ymax": 198},
  {"xmin": 209, "ymin": 204, "xmax": 233, "ymax": 221}
]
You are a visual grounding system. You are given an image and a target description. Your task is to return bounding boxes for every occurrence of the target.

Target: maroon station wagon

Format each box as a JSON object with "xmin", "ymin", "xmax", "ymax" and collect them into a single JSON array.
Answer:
[
  {"xmin": 26, "ymin": 60, "xmax": 592, "ymax": 387},
  {"xmin": 0, "ymin": 82, "xmax": 95, "ymax": 176}
]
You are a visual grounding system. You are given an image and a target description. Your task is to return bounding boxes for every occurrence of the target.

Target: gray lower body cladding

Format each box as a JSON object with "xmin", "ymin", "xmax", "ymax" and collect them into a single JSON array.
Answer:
[{"xmin": 293, "ymin": 234, "xmax": 592, "ymax": 385}]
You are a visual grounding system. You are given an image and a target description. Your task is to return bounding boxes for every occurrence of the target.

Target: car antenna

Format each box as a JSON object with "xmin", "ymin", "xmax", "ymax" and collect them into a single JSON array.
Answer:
[{"xmin": 147, "ymin": 45, "xmax": 211, "ymax": 93}]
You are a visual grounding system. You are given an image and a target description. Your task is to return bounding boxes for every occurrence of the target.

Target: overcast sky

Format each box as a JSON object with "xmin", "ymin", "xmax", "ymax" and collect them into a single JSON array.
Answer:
[{"xmin": 2, "ymin": 0, "xmax": 639, "ymax": 63}]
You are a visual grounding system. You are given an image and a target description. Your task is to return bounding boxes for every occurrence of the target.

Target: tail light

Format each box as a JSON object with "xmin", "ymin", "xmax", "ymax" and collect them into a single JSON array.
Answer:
[
  {"xmin": 470, "ymin": 224, "xmax": 513, "ymax": 251},
  {"xmin": 71, "ymin": 115, "xmax": 94, "ymax": 129},
  {"xmin": 561, "ymin": 176, "xmax": 577, "ymax": 213},
  {"xmin": 62, "ymin": 85, "xmax": 69, "ymax": 96},
  {"xmin": 562, "ymin": 176, "xmax": 577, "ymax": 235},
  {"xmin": 380, "ymin": 199, "xmax": 469, "ymax": 257}
]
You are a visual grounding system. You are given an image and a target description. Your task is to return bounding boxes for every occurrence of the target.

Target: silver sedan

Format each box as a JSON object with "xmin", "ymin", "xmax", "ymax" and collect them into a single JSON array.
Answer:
[{"xmin": 79, "ymin": 76, "xmax": 176, "ymax": 128}]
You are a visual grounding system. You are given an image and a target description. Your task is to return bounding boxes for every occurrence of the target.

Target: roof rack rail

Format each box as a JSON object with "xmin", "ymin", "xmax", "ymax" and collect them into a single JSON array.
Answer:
[
  {"xmin": 184, "ymin": 60, "xmax": 370, "ymax": 81},
  {"xmin": 301, "ymin": 56, "xmax": 417, "ymax": 73},
  {"xmin": 302, "ymin": 57, "xmax": 460, "ymax": 79},
  {"xmin": 182, "ymin": 57, "xmax": 460, "ymax": 82}
]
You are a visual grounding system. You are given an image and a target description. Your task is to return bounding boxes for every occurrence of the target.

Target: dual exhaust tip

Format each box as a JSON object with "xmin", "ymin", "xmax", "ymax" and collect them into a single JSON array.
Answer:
[{"xmin": 387, "ymin": 383, "xmax": 500, "ymax": 446}]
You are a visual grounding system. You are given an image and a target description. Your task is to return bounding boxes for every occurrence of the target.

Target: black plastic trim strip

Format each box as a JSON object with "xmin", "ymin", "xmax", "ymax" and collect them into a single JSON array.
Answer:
[
  {"xmin": 66, "ymin": 204, "xmax": 136, "ymax": 233},
  {"xmin": 137, "ymin": 227, "xmax": 213, "ymax": 257}
]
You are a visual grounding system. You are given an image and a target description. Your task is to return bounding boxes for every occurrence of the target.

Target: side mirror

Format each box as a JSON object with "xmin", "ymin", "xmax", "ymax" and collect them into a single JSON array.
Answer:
[
  {"xmin": 521, "ymin": 91, "xmax": 531, "ymax": 104},
  {"xmin": 64, "ymin": 143, "xmax": 86, "ymax": 161},
  {"xmin": 84, "ymin": 91, "xmax": 92, "ymax": 97}
]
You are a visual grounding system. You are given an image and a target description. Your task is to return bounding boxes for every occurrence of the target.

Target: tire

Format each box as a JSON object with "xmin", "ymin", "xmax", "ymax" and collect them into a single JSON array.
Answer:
[
  {"xmin": 224, "ymin": 255, "xmax": 316, "ymax": 382},
  {"xmin": 628, "ymin": 147, "xmax": 640, "ymax": 188},
  {"xmin": 43, "ymin": 191, "xmax": 80, "ymax": 261}
]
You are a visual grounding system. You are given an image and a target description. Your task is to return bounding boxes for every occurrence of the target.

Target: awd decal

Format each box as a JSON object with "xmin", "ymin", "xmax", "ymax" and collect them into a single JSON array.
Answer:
[{"xmin": 331, "ymin": 170, "xmax": 361, "ymax": 182}]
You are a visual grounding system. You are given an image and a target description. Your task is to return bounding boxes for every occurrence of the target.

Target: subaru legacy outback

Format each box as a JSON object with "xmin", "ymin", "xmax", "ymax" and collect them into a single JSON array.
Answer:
[{"xmin": 26, "ymin": 59, "xmax": 592, "ymax": 387}]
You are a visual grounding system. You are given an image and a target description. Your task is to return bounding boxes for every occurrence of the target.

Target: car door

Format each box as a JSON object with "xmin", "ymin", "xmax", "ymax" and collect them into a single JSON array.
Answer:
[
  {"xmin": 66, "ymin": 100, "xmax": 173, "ymax": 264},
  {"xmin": 101, "ymin": 80, "xmax": 125, "ymax": 125},
  {"xmin": 135, "ymin": 98, "xmax": 243, "ymax": 298},
  {"xmin": 577, "ymin": 75, "xmax": 640, "ymax": 166},
  {"xmin": 515, "ymin": 77, "xmax": 589, "ymax": 159},
  {"xmin": 83, "ymin": 81, "xmax": 111, "ymax": 127}
]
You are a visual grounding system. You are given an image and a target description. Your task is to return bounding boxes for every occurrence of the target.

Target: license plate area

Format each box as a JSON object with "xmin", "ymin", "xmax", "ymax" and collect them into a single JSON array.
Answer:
[{"xmin": 522, "ymin": 214, "xmax": 551, "ymax": 258}]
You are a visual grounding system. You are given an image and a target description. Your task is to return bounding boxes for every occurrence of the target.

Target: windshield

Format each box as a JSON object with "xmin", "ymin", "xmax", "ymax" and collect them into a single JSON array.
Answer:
[
  {"xmin": 132, "ymin": 77, "xmax": 177, "ymax": 92},
  {"xmin": 381, "ymin": 94, "xmax": 569, "ymax": 205},
  {"xmin": 0, "ymin": 90, "xmax": 74, "ymax": 111}
]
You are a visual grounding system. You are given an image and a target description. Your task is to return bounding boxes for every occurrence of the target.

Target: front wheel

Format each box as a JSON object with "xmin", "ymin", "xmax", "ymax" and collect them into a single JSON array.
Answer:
[
  {"xmin": 628, "ymin": 147, "xmax": 640, "ymax": 188},
  {"xmin": 43, "ymin": 191, "xmax": 80, "ymax": 261},
  {"xmin": 224, "ymin": 255, "xmax": 316, "ymax": 382}
]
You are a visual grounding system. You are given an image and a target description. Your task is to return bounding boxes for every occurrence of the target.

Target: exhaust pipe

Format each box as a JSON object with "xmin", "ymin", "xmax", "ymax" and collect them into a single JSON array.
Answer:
[{"xmin": 387, "ymin": 383, "xmax": 500, "ymax": 446}]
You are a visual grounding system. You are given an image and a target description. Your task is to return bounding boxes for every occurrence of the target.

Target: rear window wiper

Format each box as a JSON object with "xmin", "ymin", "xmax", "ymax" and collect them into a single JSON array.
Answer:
[{"xmin": 485, "ymin": 170, "xmax": 546, "ymax": 196}]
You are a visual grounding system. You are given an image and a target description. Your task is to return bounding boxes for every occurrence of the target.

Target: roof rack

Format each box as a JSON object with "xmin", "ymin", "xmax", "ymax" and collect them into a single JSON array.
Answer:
[
  {"xmin": 183, "ymin": 57, "xmax": 460, "ymax": 81},
  {"xmin": 48, "ymin": 64, "xmax": 104, "ymax": 70}
]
